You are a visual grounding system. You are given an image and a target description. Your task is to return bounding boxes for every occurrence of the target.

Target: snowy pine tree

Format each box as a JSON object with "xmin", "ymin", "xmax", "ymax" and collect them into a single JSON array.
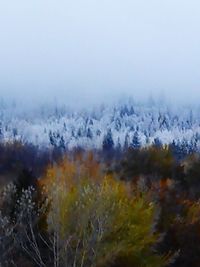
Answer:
[
  {"xmin": 130, "ymin": 131, "xmax": 141, "ymax": 149},
  {"xmin": 102, "ymin": 129, "xmax": 114, "ymax": 152}
]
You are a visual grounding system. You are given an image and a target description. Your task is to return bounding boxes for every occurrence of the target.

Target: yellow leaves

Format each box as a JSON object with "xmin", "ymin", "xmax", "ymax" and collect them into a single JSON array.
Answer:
[
  {"xmin": 38, "ymin": 154, "xmax": 167, "ymax": 267},
  {"xmin": 184, "ymin": 201, "xmax": 200, "ymax": 224},
  {"xmin": 39, "ymin": 152, "xmax": 105, "ymax": 193}
]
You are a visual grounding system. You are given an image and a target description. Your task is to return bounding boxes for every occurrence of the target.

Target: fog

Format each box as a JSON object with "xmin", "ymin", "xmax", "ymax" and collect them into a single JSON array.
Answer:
[{"xmin": 0, "ymin": 0, "xmax": 200, "ymax": 106}]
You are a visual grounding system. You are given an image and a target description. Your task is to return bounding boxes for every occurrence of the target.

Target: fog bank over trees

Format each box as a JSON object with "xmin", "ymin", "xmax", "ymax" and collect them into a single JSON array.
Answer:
[{"xmin": 0, "ymin": 0, "xmax": 200, "ymax": 106}]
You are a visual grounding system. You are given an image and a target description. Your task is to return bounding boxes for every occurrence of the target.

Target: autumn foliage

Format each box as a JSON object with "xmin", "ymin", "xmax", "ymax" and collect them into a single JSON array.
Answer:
[
  {"xmin": 39, "ymin": 155, "xmax": 167, "ymax": 267},
  {"xmin": 1, "ymin": 144, "xmax": 200, "ymax": 266}
]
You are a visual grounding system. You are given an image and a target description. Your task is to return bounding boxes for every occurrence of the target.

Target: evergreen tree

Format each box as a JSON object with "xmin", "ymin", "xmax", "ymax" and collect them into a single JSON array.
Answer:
[
  {"xmin": 153, "ymin": 137, "xmax": 162, "ymax": 148},
  {"xmin": 115, "ymin": 118, "xmax": 121, "ymax": 131},
  {"xmin": 116, "ymin": 137, "xmax": 122, "ymax": 152},
  {"xmin": 130, "ymin": 131, "xmax": 141, "ymax": 149},
  {"xmin": 96, "ymin": 129, "xmax": 101, "ymax": 136},
  {"xmin": 71, "ymin": 129, "xmax": 75, "ymax": 138},
  {"xmin": 0, "ymin": 122, "xmax": 3, "ymax": 140},
  {"xmin": 86, "ymin": 128, "xmax": 93, "ymax": 139},
  {"xmin": 171, "ymin": 139, "xmax": 188, "ymax": 160},
  {"xmin": 49, "ymin": 130, "xmax": 55, "ymax": 146},
  {"xmin": 124, "ymin": 133, "xmax": 130, "ymax": 150},
  {"xmin": 13, "ymin": 128, "xmax": 18, "ymax": 138},
  {"xmin": 77, "ymin": 128, "xmax": 82, "ymax": 138},
  {"xmin": 88, "ymin": 119, "xmax": 93, "ymax": 125},
  {"xmin": 59, "ymin": 136, "xmax": 66, "ymax": 150},
  {"xmin": 63, "ymin": 122, "xmax": 67, "ymax": 131},
  {"xmin": 102, "ymin": 129, "xmax": 114, "ymax": 152}
]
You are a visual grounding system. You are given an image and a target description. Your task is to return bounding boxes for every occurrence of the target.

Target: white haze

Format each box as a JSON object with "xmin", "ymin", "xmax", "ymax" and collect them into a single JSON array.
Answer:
[{"xmin": 0, "ymin": 0, "xmax": 200, "ymax": 106}]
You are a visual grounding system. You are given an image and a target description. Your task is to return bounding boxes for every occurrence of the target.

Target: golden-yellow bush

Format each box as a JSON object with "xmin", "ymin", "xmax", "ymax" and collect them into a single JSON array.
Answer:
[{"xmin": 39, "ymin": 155, "xmax": 167, "ymax": 267}]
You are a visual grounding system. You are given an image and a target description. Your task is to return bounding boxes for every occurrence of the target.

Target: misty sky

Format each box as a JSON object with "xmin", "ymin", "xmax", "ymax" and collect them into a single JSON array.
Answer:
[{"xmin": 0, "ymin": 0, "xmax": 200, "ymax": 105}]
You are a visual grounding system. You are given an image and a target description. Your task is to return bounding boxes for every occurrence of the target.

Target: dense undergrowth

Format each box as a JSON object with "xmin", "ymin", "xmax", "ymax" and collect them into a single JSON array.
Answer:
[{"xmin": 1, "ymin": 142, "xmax": 200, "ymax": 266}]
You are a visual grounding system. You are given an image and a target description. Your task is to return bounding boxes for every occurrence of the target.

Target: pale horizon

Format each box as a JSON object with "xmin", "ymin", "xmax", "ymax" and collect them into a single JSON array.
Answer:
[{"xmin": 0, "ymin": 0, "xmax": 200, "ymax": 105}]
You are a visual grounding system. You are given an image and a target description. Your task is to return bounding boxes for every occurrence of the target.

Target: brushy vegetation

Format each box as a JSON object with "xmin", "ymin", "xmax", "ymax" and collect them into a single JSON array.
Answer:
[
  {"xmin": 40, "ymin": 158, "xmax": 167, "ymax": 267},
  {"xmin": 1, "ymin": 143, "xmax": 200, "ymax": 266}
]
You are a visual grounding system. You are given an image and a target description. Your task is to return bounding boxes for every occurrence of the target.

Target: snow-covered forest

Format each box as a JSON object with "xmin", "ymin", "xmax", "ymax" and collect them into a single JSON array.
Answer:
[{"xmin": 1, "ymin": 98, "xmax": 200, "ymax": 152}]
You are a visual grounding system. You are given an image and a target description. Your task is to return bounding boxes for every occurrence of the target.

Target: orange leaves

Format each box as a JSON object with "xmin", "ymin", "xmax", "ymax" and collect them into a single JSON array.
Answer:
[{"xmin": 38, "ymin": 152, "xmax": 107, "ymax": 200}]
